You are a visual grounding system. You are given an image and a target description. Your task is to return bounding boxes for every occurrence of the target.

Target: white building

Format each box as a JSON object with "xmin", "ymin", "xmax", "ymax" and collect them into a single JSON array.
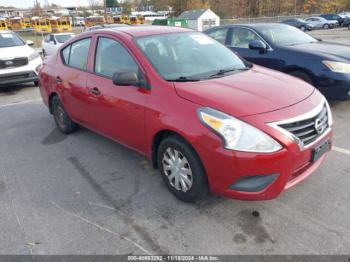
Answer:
[{"xmin": 177, "ymin": 8, "xmax": 220, "ymax": 31}]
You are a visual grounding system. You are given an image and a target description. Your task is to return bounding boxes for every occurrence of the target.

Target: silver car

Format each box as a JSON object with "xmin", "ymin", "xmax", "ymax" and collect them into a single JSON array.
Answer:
[
  {"xmin": 41, "ymin": 33, "xmax": 75, "ymax": 56},
  {"xmin": 305, "ymin": 17, "xmax": 338, "ymax": 29}
]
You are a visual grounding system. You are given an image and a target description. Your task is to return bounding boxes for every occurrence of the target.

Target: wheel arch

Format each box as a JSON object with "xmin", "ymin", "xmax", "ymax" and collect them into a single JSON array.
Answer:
[
  {"xmin": 151, "ymin": 129, "xmax": 201, "ymax": 170},
  {"xmin": 282, "ymin": 66, "xmax": 315, "ymax": 84}
]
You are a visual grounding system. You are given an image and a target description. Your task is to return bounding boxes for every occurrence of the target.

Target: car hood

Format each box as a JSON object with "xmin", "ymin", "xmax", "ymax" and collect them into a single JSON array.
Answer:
[
  {"xmin": 0, "ymin": 45, "xmax": 34, "ymax": 59},
  {"xmin": 286, "ymin": 41, "xmax": 350, "ymax": 61},
  {"xmin": 174, "ymin": 66, "xmax": 315, "ymax": 117}
]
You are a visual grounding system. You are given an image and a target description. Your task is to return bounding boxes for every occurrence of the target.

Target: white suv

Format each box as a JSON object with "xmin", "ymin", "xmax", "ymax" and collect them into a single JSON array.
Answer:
[{"xmin": 0, "ymin": 31, "xmax": 42, "ymax": 86}]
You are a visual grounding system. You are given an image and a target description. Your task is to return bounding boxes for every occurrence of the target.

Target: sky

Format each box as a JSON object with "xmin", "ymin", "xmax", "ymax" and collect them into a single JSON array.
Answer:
[{"xmin": 1, "ymin": 0, "xmax": 91, "ymax": 8}]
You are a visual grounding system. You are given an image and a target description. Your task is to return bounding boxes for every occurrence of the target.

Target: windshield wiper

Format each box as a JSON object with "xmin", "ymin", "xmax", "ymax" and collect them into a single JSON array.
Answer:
[
  {"xmin": 166, "ymin": 76, "xmax": 202, "ymax": 82},
  {"xmin": 208, "ymin": 67, "xmax": 249, "ymax": 78}
]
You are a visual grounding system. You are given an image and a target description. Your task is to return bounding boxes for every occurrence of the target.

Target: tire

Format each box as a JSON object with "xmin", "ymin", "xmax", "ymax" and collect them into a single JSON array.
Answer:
[
  {"xmin": 348, "ymin": 24, "xmax": 350, "ymax": 30},
  {"xmin": 323, "ymin": 23, "xmax": 329, "ymax": 29},
  {"xmin": 42, "ymin": 49, "xmax": 46, "ymax": 57},
  {"xmin": 34, "ymin": 80, "xmax": 39, "ymax": 86},
  {"xmin": 289, "ymin": 71, "xmax": 313, "ymax": 85},
  {"xmin": 157, "ymin": 135, "xmax": 208, "ymax": 202},
  {"xmin": 51, "ymin": 96, "xmax": 78, "ymax": 134},
  {"xmin": 300, "ymin": 26, "xmax": 306, "ymax": 32}
]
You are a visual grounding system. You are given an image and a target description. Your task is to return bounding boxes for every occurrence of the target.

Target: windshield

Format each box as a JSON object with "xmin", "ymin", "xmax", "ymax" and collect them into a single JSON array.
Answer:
[
  {"xmin": 55, "ymin": 34, "xmax": 74, "ymax": 43},
  {"xmin": 136, "ymin": 32, "xmax": 248, "ymax": 81},
  {"xmin": 259, "ymin": 24, "xmax": 317, "ymax": 46},
  {"xmin": 0, "ymin": 32, "xmax": 25, "ymax": 48}
]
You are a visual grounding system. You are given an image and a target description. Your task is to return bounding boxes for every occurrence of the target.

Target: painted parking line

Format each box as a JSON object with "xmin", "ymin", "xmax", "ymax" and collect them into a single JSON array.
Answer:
[
  {"xmin": 333, "ymin": 146, "xmax": 350, "ymax": 156},
  {"xmin": 0, "ymin": 98, "xmax": 42, "ymax": 109}
]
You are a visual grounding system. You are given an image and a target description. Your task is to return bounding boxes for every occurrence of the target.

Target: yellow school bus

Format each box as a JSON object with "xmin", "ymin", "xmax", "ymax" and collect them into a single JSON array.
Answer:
[
  {"xmin": 9, "ymin": 17, "xmax": 23, "ymax": 31},
  {"xmin": 86, "ymin": 16, "xmax": 105, "ymax": 27},
  {"xmin": 59, "ymin": 17, "xmax": 72, "ymax": 32},
  {"xmin": 129, "ymin": 16, "xmax": 145, "ymax": 25},
  {"xmin": 32, "ymin": 17, "xmax": 52, "ymax": 33},
  {"xmin": 22, "ymin": 18, "xmax": 32, "ymax": 30},
  {"xmin": 0, "ymin": 19, "xmax": 7, "ymax": 30},
  {"xmin": 49, "ymin": 17, "xmax": 60, "ymax": 33}
]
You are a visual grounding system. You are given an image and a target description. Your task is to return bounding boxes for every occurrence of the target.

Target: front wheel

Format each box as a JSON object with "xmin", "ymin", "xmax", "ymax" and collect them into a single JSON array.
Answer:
[
  {"xmin": 157, "ymin": 135, "xmax": 208, "ymax": 202},
  {"xmin": 52, "ymin": 96, "xmax": 78, "ymax": 134},
  {"xmin": 323, "ymin": 24, "xmax": 329, "ymax": 29},
  {"xmin": 300, "ymin": 26, "xmax": 306, "ymax": 32}
]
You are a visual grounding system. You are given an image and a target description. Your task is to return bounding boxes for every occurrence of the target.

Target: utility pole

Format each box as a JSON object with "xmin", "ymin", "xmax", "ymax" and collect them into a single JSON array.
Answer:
[{"xmin": 104, "ymin": 0, "xmax": 107, "ymax": 21}]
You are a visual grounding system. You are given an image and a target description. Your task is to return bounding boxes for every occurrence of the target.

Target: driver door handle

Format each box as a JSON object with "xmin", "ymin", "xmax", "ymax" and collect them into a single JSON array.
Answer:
[
  {"xmin": 56, "ymin": 76, "xmax": 62, "ymax": 83},
  {"xmin": 89, "ymin": 87, "xmax": 101, "ymax": 96}
]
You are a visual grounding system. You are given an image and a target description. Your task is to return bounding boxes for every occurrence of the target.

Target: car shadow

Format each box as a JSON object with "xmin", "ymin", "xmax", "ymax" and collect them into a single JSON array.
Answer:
[{"xmin": 0, "ymin": 82, "xmax": 37, "ymax": 95}]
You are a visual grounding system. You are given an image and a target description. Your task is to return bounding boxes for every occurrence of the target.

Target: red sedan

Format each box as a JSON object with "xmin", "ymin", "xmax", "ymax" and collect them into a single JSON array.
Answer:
[{"xmin": 38, "ymin": 26, "xmax": 333, "ymax": 202}]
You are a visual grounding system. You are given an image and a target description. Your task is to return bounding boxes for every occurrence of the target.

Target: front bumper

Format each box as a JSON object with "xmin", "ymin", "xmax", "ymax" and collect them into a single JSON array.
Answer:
[
  {"xmin": 0, "ymin": 57, "xmax": 42, "ymax": 86},
  {"xmin": 193, "ymin": 91, "xmax": 332, "ymax": 200},
  {"xmin": 316, "ymin": 71, "xmax": 350, "ymax": 100}
]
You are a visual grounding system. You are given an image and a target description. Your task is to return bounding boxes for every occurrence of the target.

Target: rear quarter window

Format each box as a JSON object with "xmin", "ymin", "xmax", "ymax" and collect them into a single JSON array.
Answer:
[{"xmin": 61, "ymin": 38, "xmax": 91, "ymax": 70}]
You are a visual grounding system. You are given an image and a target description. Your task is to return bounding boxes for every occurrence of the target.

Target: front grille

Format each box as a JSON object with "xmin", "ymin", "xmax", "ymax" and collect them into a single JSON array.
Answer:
[
  {"xmin": 278, "ymin": 104, "xmax": 329, "ymax": 147},
  {"xmin": 0, "ymin": 57, "xmax": 28, "ymax": 69}
]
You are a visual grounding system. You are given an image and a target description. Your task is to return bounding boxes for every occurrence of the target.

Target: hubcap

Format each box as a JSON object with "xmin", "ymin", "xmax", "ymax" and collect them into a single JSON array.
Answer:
[
  {"xmin": 55, "ymin": 105, "xmax": 66, "ymax": 129},
  {"xmin": 162, "ymin": 148, "xmax": 193, "ymax": 192}
]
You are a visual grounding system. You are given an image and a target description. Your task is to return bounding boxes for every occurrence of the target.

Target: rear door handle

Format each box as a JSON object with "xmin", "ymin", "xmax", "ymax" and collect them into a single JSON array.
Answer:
[
  {"xmin": 89, "ymin": 87, "xmax": 101, "ymax": 96},
  {"xmin": 56, "ymin": 76, "xmax": 62, "ymax": 83}
]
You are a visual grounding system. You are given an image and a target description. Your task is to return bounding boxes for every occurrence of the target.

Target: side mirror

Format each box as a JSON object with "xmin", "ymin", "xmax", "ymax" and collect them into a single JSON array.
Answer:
[
  {"xmin": 49, "ymin": 41, "xmax": 56, "ymax": 45},
  {"xmin": 249, "ymin": 40, "xmax": 268, "ymax": 54},
  {"xmin": 26, "ymin": 40, "xmax": 34, "ymax": 46},
  {"xmin": 112, "ymin": 71, "xmax": 139, "ymax": 86}
]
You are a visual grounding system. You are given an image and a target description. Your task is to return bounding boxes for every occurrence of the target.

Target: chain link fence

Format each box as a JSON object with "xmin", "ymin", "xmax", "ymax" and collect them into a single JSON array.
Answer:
[{"xmin": 221, "ymin": 14, "xmax": 320, "ymax": 25}]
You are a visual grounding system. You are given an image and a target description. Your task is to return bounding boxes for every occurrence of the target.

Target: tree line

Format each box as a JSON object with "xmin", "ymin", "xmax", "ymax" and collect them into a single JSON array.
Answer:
[{"xmin": 109, "ymin": 0, "xmax": 350, "ymax": 18}]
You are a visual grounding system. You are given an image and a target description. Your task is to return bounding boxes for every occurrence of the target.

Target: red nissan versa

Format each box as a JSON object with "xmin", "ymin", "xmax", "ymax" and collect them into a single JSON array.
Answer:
[{"xmin": 38, "ymin": 26, "xmax": 333, "ymax": 202}]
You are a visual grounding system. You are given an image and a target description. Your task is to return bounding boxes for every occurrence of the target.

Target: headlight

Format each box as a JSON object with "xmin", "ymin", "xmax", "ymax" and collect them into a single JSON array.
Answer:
[
  {"xmin": 198, "ymin": 107, "xmax": 282, "ymax": 153},
  {"xmin": 323, "ymin": 61, "xmax": 350, "ymax": 73},
  {"xmin": 28, "ymin": 51, "xmax": 40, "ymax": 61}
]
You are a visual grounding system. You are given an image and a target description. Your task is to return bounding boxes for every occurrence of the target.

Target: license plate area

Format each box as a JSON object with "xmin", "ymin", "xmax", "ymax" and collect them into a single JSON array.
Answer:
[{"xmin": 311, "ymin": 140, "xmax": 331, "ymax": 163}]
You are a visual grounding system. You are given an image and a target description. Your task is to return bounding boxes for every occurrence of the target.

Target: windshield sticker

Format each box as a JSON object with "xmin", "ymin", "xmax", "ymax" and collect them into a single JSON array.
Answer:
[
  {"xmin": 190, "ymin": 35, "xmax": 215, "ymax": 45},
  {"xmin": 1, "ymin": 34, "xmax": 13, "ymax": 38}
]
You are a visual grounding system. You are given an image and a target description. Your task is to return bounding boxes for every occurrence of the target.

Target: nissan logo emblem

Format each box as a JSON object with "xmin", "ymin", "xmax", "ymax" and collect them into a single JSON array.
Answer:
[
  {"xmin": 315, "ymin": 118, "xmax": 325, "ymax": 134},
  {"xmin": 5, "ymin": 60, "xmax": 13, "ymax": 66}
]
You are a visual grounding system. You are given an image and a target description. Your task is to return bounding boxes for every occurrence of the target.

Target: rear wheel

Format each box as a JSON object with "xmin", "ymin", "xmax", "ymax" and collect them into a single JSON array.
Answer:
[
  {"xmin": 289, "ymin": 71, "xmax": 313, "ymax": 86},
  {"xmin": 52, "ymin": 96, "xmax": 78, "ymax": 134},
  {"xmin": 157, "ymin": 135, "xmax": 208, "ymax": 202}
]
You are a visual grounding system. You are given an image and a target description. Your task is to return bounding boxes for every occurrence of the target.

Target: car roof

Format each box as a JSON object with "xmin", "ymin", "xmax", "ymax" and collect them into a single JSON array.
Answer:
[{"xmin": 89, "ymin": 25, "xmax": 193, "ymax": 37}]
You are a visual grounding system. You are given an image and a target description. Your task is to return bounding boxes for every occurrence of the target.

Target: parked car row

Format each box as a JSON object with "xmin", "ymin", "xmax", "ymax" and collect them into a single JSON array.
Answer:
[{"xmin": 282, "ymin": 13, "xmax": 350, "ymax": 31}]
